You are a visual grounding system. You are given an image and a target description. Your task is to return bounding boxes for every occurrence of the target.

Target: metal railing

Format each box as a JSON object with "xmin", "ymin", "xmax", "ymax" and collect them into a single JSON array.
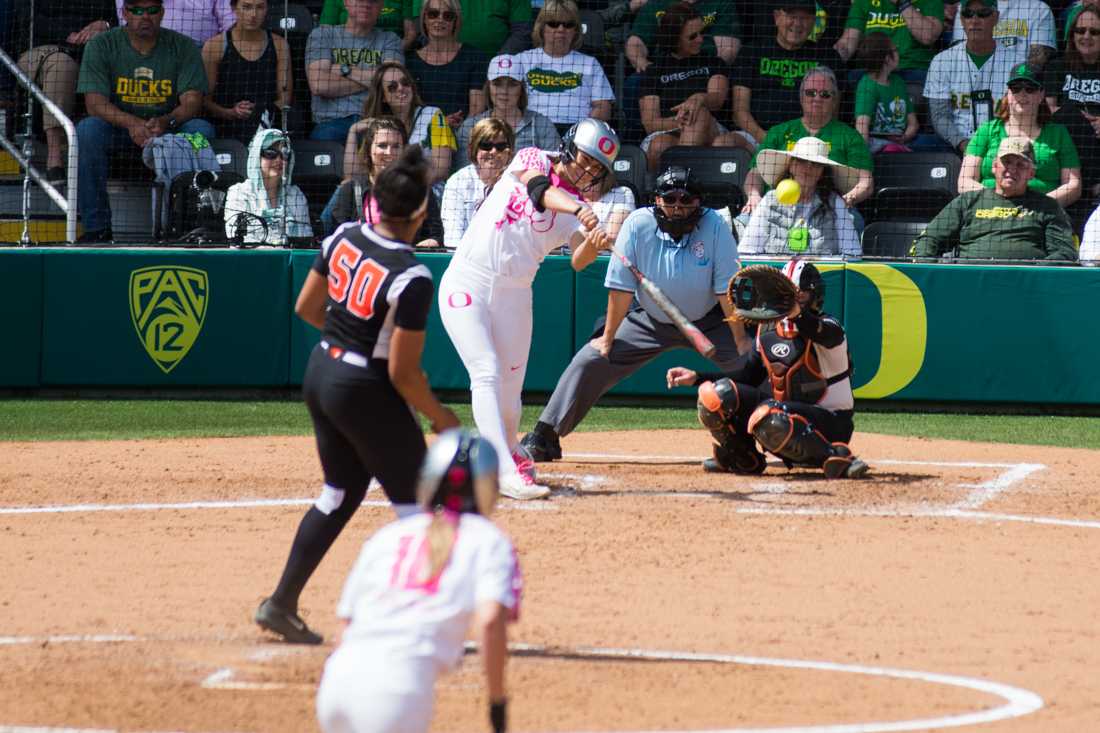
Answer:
[{"xmin": 0, "ymin": 45, "xmax": 78, "ymax": 244}]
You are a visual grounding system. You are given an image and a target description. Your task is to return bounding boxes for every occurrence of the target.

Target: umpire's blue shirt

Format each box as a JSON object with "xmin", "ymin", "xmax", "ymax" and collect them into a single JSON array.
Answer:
[{"xmin": 605, "ymin": 207, "xmax": 740, "ymax": 324}]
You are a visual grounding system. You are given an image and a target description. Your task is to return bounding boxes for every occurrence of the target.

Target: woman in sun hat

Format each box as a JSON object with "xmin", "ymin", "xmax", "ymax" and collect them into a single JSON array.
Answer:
[{"xmin": 739, "ymin": 136, "xmax": 861, "ymax": 256}]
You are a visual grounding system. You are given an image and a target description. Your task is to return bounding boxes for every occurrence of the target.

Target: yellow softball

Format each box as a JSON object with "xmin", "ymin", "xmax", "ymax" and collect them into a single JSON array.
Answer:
[{"xmin": 775, "ymin": 179, "xmax": 801, "ymax": 206}]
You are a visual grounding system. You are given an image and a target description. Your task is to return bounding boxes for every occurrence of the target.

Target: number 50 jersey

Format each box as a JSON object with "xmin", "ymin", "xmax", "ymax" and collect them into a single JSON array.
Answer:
[{"xmin": 313, "ymin": 222, "xmax": 435, "ymax": 362}]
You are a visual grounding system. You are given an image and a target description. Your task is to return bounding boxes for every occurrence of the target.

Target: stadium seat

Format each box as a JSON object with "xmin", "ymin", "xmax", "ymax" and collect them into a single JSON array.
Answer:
[
  {"xmin": 861, "ymin": 220, "xmax": 928, "ymax": 258},
  {"xmin": 658, "ymin": 145, "xmax": 751, "ymax": 211},
  {"xmin": 211, "ymin": 139, "xmax": 248, "ymax": 178},
  {"xmin": 267, "ymin": 3, "xmax": 314, "ymax": 136},
  {"xmin": 579, "ymin": 10, "xmax": 605, "ymax": 55},
  {"xmin": 265, "ymin": 2, "xmax": 314, "ymax": 34},
  {"xmin": 290, "ymin": 139, "xmax": 343, "ymax": 235},
  {"xmin": 611, "ymin": 144, "xmax": 649, "ymax": 204},
  {"xmin": 867, "ymin": 151, "xmax": 960, "ymax": 222}
]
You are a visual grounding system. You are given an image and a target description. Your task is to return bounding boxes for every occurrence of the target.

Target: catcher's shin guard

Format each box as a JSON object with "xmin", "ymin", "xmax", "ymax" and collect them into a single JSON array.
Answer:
[
  {"xmin": 748, "ymin": 401, "xmax": 860, "ymax": 478},
  {"xmin": 697, "ymin": 380, "xmax": 767, "ymax": 475}
]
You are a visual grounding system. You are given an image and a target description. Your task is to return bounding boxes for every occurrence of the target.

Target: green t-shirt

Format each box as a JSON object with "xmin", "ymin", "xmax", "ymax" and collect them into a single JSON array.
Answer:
[
  {"xmin": 411, "ymin": 0, "xmax": 531, "ymax": 56},
  {"xmin": 630, "ymin": 0, "xmax": 741, "ymax": 58},
  {"xmin": 77, "ymin": 27, "xmax": 208, "ymax": 120},
  {"xmin": 965, "ymin": 119, "xmax": 1081, "ymax": 194},
  {"xmin": 913, "ymin": 188, "xmax": 1076, "ymax": 260},
  {"xmin": 844, "ymin": 0, "xmax": 944, "ymax": 70},
  {"xmin": 751, "ymin": 119, "xmax": 873, "ymax": 191},
  {"xmin": 320, "ymin": 0, "xmax": 412, "ymax": 37},
  {"xmin": 854, "ymin": 73, "xmax": 912, "ymax": 135}
]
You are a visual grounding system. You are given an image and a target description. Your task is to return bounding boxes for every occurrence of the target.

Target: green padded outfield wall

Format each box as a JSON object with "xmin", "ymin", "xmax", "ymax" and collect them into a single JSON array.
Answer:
[
  {"xmin": 37, "ymin": 249, "xmax": 291, "ymax": 386},
  {"xmin": 0, "ymin": 251, "xmax": 43, "ymax": 386}
]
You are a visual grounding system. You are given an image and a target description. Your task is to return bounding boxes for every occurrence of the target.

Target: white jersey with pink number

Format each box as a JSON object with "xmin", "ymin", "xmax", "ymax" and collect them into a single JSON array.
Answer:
[
  {"xmin": 452, "ymin": 147, "xmax": 584, "ymax": 281},
  {"xmin": 336, "ymin": 511, "xmax": 522, "ymax": 671}
]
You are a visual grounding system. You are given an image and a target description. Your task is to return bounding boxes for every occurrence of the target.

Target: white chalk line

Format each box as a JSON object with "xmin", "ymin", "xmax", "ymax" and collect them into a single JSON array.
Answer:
[{"xmin": 0, "ymin": 635, "xmax": 1042, "ymax": 733}]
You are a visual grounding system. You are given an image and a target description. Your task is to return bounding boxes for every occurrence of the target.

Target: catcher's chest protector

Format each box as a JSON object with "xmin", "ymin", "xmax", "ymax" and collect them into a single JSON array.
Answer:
[{"xmin": 757, "ymin": 322, "xmax": 827, "ymax": 405}]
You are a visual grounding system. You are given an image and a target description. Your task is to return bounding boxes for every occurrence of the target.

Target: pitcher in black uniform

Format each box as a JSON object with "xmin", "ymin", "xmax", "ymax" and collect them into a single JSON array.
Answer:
[
  {"xmin": 256, "ymin": 146, "xmax": 460, "ymax": 645},
  {"xmin": 667, "ymin": 257, "xmax": 869, "ymax": 480}
]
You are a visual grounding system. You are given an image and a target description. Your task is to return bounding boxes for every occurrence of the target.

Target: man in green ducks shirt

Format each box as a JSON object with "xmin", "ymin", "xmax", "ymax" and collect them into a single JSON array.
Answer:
[{"xmin": 913, "ymin": 136, "xmax": 1077, "ymax": 260}]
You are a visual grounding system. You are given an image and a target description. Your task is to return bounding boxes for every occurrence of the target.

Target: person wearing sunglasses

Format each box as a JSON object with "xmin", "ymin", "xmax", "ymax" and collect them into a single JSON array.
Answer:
[
  {"xmin": 519, "ymin": 165, "xmax": 748, "ymax": 466},
  {"xmin": 354, "ymin": 61, "xmax": 457, "ymax": 185},
  {"xmin": 409, "ymin": 0, "xmax": 533, "ymax": 58},
  {"xmin": 305, "ymin": 0, "xmax": 404, "ymax": 143},
  {"xmin": 455, "ymin": 54, "xmax": 561, "ymax": 170},
  {"xmin": 742, "ymin": 66, "xmax": 873, "ymax": 217},
  {"xmin": 950, "ymin": 0, "xmax": 1055, "ymax": 65},
  {"xmin": 201, "ymin": 0, "xmax": 293, "ymax": 145},
  {"xmin": 223, "ymin": 128, "xmax": 313, "ymax": 244},
  {"xmin": 319, "ymin": 0, "xmax": 418, "ymax": 51},
  {"xmin": 834, "ymin": 0, "xmax": 944, "ymax": 75},
  {"xmin": 1044, "ymin": 7, "xmax": 1100, "ymax": 229},
  {"xmin": 959, "ymin": 63, "xmax": 1082, "ymax": 209},
  {"xmin": 514, "ymin": 0, "xmax": 615, "ymax": 128},
  {"xmin": 639, "ymin": 2, "xmax": 749, "ymax": 172},
  {"xmin": 924, "ymin": 0, "xmax": 1025, "ymax": 155},
  {"xmin": 325, "ymin": 115, "xmax": 443, "ymax": 244},
  {"xmin": 75, "ymin": 0, "xmax": 215, "ymax": 242},
  {"xmin": 112, "ymin": 0, "xmax": 234, "ymax": 46},
  {"xmin": 442, "ymin": 117, "xmax": 515, "ymax": 248},
  {"xmin": 405, "ymin": 0, "xmax": 489, "ymax": 132},
  {"xmin": 626, "ymin": 0, "xmax": 741, "ymax": 74}
]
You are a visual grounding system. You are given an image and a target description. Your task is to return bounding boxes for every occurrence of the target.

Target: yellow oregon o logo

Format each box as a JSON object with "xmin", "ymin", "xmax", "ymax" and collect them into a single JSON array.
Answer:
[{"xmin": 848, "ymin": 264, "xmax": 927, "ymax": 398}]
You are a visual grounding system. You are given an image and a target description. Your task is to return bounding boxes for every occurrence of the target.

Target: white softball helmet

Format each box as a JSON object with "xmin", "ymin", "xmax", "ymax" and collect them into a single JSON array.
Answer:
[{"xmin": 561, "ymin": 118, "xmax": 620, "ymax": 174}]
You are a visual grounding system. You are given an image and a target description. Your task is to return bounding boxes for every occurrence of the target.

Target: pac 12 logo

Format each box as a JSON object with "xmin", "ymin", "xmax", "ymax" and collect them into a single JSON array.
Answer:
[{"xmin": 129, "ymin": 266, "xmax": 209, "ymax": 373}]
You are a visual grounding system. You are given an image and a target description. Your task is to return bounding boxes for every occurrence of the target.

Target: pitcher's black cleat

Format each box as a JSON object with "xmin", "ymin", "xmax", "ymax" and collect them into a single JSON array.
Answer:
[{"xmin": 255, "ymin": 597, "xmax": 323, "ymax": 645}]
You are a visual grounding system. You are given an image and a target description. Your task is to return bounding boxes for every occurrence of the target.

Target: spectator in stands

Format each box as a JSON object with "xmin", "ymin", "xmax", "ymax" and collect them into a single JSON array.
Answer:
[
  {"xmin": 320, "ymin": 0, "xmax": 417, "ymax": 50},
  {"xmin": 583, "ymin": 170, "xmax": 637, "ymax": 243},
  {"xmin": 405, "ymin": 0, "xmax": 489, "ymax": 131},
  {"xmin": 454, "ymin": 54, "xmax": 561, "ymax": 169},
  {"xmin": 731, "ymin": 0, "xmax": 842, "ymax": 150},
  {"xmin": 223, "ymin": 128, "xmax": 313, "ymax": 244},
  {"xmin": 742, "ymin": 67, "xmax": 874, "ymax": 214},
  {"xmin": 638, "ymin": 2, "xmax": 747, "ymax": 171},
  {"xmin": 323, "ymin": 115, "xmax": 444, "ymax": 243},
  {"xmin": 13, "ymin": 0, "xmax": 116, "ymax": 183},
  {"xmin": 924, "ymin": 0, "xmax": 1024, "ymax": 155},
  {"xmin": 626, "ymin": 0, "xmax": 741, "ymax": 72},
  {"xmin": 412, "ymin": 0, "xmax": 533, "ymax": 57},
  {"xmin": 1062, "ymin": 0, "xmax": 1100, "ymax": 46},
  {"xmin": 1044, "ymin": 7, "xmax": 1100, "ymax": 226},
  {"xmin": 442, "ymin": 117, "xmax": 514, "ymax": 247},
  {"xmin": 740, "ymin": 136, "xmax": 861, "ymax": 256},
  {"xmin": 202, "ymin": 0, "xmax": 292, "ymax": 144},
  {"xmin": 115, "ymin": 0, "xmax": 235, "ymax": 46},
  {"xmin": 835, "ymin": 0, "xmax": 944, "ymax": 78},
  {"xmin": 76, "ymin": 0, "xmax": 214, "ymax": 243},
  {"xmin": 951, "ymin": 0, "xmax": 1055, "ymax": 64},
  {"xmin": 352, "ymin": 61, "xmax": 457, "ymax": 184},
  {"xmin": 1079, "ymin": 199, "xmax": 1100, "ymax": 261},
  {"xmin": 515, "ymin": 0, "xmax": 615, "ymax": 128},
  {"xmin": 853, "ymin": 33, "xmax": 920, "ymax": 152},
  {"xmin": 306, "ymin": 0, "xmax": 404, "ymax": 142},
  {"xmin": 959, "ymin": 63, "xmax": 1082, "ymax": 208},
  {"xmin": 914, "ymin": 136, "xmax": 1076, "ymax": 260}
]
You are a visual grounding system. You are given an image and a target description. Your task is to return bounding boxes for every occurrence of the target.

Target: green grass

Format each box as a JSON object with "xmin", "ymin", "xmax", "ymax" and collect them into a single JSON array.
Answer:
[{"xmin": 2, "ymin": 399, "xmax": 1100, "ymax": 448}]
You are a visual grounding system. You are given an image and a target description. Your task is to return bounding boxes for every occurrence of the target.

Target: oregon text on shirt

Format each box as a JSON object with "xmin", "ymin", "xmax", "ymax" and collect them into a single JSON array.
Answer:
[
  {"xmin": 660, "ymin": 67, "xmax": 712, "ymax": 84},
  {"xmin": 758, "ymin": 58, "xmax": 821, "ymax": 87},
  {"xmin": 331, "ymin": 48, "xmax": 386, "ymax": 65},
  {"xmin": 974, "ymin": 205, "xmax": 1034, "ymax": 219}
]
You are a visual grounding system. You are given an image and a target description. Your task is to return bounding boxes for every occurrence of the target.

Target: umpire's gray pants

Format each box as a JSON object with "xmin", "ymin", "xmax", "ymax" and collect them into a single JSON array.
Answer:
[{"xmin": 537, "ymin": 304, "xmax": 743, "ymax": 438}]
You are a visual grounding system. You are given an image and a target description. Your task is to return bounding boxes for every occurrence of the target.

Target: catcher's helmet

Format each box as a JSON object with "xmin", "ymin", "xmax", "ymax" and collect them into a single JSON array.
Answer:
[
  {"xmin": 781, "ymin": 257, "xmax": 824, "ymax": 311},
  {"xmin": 416, "ymin": 429, "xmax": 500, "ymax": 516},
  {"xmin": 561, "ymin": 118, "xmax": 620, "ymax": 175}
]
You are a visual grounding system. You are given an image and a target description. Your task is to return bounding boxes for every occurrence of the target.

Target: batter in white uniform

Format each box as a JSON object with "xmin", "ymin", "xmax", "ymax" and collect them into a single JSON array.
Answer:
[
  {"xmin": 316, "ymin": 429, "xmax": 521, "ymax": 733},
  {"xmin": 438, "ymin": 118, "xmax": 621, "ymax": 500}
]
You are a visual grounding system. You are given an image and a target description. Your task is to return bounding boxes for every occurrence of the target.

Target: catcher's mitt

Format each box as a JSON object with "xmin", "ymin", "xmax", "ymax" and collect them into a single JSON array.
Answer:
[{"xmin": 727, "ymin": 265, "xmax": 800, "ymax": 324}]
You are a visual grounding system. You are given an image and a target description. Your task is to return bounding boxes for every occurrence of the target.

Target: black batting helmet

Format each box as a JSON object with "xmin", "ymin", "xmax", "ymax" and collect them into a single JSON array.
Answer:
[{"xmin": 416, "ymin": 429, "xmax": 500, "ymax": 516}]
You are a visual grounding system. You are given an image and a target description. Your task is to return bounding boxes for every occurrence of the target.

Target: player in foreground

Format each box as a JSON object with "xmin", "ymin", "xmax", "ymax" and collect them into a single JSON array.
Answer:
[
  {"xmin": 316, "ymin": 429, "xmax": 520, "ymax": 733},
  {"xmin": 438, "ymin": 118, "xmax": 619, "ymax": 500},
  {"xmin": 666, "ymin": 257, "xmax": 869, "ymax": 479},
  {"xmin": 256, "ymin": 146, "xmax": 460, "ymax": 645}
]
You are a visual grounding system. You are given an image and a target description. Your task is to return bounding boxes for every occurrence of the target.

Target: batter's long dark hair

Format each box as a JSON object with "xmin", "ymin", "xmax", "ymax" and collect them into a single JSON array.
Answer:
[{"xmin": 373, "ymin": 145, "xmax": 431, "ymax": 219}]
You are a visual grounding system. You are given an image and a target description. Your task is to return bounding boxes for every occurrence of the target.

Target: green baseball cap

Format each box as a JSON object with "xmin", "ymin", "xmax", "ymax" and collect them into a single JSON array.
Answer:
[{"xmin": 1007, "ymin": 63, "xmax": 1042, "ymax": 87}]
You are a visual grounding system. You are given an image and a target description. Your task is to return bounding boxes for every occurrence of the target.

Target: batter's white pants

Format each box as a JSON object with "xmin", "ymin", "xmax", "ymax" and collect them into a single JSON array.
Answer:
[
  {"xmin": 439, "ymin": 261, "xmax": 533, "ymax": 479},
  {"xmin": 316, "ymin": 644, "xmax": 438, "ymax": 733}
]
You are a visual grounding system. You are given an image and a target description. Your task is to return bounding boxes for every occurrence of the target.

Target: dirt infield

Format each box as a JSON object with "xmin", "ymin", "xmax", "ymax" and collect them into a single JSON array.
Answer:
[{"xmin": 2, "ymin": 430, "xmax": 1099, "ymax": 732}]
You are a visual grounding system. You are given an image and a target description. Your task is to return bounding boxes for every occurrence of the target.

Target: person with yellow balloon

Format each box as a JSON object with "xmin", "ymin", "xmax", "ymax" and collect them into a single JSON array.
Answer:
[{"xmin": 737, "ymin": 136, "xmax": 863, "ymax": 256}]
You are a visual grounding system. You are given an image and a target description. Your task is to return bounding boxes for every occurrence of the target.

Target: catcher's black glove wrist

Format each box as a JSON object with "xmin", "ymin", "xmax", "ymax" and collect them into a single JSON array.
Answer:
[{"xmin": 490, "ymin": 699, "xmax": 507, "ymax": 733}]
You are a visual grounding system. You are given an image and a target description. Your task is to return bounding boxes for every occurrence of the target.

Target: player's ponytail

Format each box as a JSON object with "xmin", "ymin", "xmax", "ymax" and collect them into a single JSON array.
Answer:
[
  {"xmin": 373, "ymin": 144, "xmax": 431, "ymax": 221},
  {"xmin": 420, "ymin": 510, "xmax": 458, "ymax": 584}
]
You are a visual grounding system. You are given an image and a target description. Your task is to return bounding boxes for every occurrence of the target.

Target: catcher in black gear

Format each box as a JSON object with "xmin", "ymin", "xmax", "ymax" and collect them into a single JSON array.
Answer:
[{"xmin": 666, "ymin": 257, "xmax": 869, "ymax": 480}]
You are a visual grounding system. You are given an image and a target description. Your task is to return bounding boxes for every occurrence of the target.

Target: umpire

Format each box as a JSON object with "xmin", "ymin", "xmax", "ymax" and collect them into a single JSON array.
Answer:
[{"xmin": 521, "ymin": 166, "xmax": 750, "ymax": 462}]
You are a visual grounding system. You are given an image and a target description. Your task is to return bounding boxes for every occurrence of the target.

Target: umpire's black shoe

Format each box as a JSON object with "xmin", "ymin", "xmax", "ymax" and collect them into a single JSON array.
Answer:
[
  {"xmin": 255, "ymin": 597, "xmax": 323, "ymax": 645},
  {"xmin": 520, "ymin": 423, "xmax": 562, "ymax": 462}
]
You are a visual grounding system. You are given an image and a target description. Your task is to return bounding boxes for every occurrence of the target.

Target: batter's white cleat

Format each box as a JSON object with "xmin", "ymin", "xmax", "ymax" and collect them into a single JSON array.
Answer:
[
  {"xmin": 500, "ymin": 473, "xmax": 551, "ymax": 500},
  {"xmin": 512, "ymin": 447, "xmax": 538, "ymax": 483}
]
